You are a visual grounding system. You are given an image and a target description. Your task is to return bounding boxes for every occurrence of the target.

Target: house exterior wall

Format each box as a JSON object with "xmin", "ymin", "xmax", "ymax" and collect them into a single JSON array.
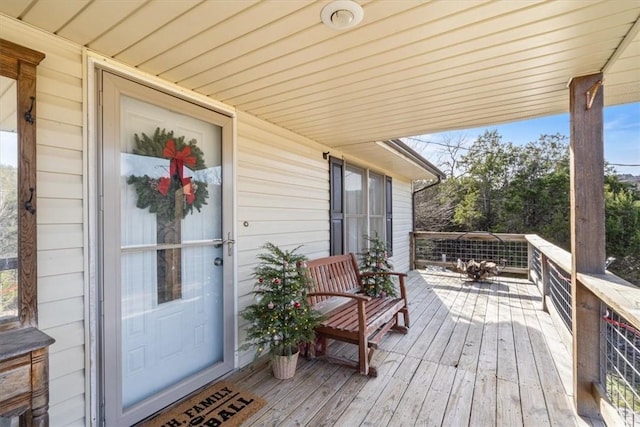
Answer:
[{"xmin": 1, "ymin": 17, "xmax": 418, "ymax": 426}]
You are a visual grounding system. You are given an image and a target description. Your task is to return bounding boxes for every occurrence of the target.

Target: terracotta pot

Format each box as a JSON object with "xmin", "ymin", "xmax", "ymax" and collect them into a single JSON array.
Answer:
[{"xmin": 271, "ymin": 349, "xmax": 299, "ymax": 379}]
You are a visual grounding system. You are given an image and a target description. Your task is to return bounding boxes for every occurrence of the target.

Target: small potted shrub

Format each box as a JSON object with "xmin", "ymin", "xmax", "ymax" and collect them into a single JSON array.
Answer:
[
  {"xmin": 241, "ymin": 243, "xmax": 323, "ymax": 379},
  {"xmin": 360, "ymin": 234, "xmax": 398, "ymax": 298}
]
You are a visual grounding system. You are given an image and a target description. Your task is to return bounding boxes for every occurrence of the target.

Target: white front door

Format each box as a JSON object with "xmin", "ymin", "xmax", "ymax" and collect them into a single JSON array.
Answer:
[{"xmin": 99, "ymin": 71, "xmax": 235, "ymax": 426}]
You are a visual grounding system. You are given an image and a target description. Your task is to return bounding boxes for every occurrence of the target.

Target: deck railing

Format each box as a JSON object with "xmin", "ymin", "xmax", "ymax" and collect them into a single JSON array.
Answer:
[
  {"xmin": 602, "ymin": 304, "xmax": 640, "ymax": 426},
  {"xmin": 547, "ymin": 258, "xmax": 573, "ymax": 333},
  {"xmin": 410, "ymin": 231, "xmax": 528, "ymax": 274},
  {"xmin": 524, "ymin": 235, "xmax": 640, "ymax": 426},
  {"xmin": 410, "ymin": 231, "xmax": 640, "ymax": 426}
]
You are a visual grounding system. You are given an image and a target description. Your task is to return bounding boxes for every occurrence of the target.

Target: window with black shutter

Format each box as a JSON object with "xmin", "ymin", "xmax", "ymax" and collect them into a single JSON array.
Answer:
[
  {"xmin": 385, "ymin": 175, "xmax": 393, "ymax": 256},
  {"xmin": 328, "ymin": 157, "xmax": 392, "ymax": 255},
  {"xmin": 329, "ymin": 157, "xmax": 344, "ymax": 255}
]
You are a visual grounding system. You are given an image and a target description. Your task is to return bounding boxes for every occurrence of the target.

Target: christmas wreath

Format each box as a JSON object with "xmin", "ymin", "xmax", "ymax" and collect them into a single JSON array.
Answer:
[{"xmin": 126, "ymin": 128, "xmax": 209, "ymax": 222}]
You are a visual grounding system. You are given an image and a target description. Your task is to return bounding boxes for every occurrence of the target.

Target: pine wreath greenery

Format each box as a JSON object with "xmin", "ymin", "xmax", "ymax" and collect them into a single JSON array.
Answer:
[
  {"xmin": 241, "ymin": 243, "xmax": 323, "ymax": 358},
  {"xmin": 126, "ymin": 128, "xmax": 209, "ymax": 222},
  {"xmin": 359, "ymin": 234, "xmax": 398, "ymax": 298}
]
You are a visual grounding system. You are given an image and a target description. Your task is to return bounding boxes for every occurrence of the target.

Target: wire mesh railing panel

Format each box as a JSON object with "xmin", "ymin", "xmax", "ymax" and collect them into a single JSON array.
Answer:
[
  {"xmin": 532, "ymin": 247, "xmax": 542, "ymax": 279},
  {"xmin": 502, "ymin": 240, "xmax": 528, "ymax": 270},
  {"xmin": 414, "ymin": 233, "xmax": 528, "ymax": 272},
  {"xmin": 548, "ymin": 260, "xmax": 572, "ymax": 332},
  {"xmin": 601, "ymin": 304, "xmax": 640, "ymax": 426}
]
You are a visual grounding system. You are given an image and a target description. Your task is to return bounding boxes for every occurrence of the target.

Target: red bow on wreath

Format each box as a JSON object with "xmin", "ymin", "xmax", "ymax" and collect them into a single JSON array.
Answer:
[{"xmin": 157, "ymin": 139, "xmax": 198, "ymax": 204}]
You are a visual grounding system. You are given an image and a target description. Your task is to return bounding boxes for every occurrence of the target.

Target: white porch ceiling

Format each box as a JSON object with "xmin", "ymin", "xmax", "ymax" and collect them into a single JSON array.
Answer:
[{"xmin": 1, "ymin": 0, "xmax": 638, "ymax": 178}]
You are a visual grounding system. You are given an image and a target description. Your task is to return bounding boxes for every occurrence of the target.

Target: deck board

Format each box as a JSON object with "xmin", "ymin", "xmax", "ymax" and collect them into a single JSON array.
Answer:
[
  {"xmin": 416, "ymin": 363, "xmax": 458, "ymax": 426},
  {"xmin": 225, "ymin": 269, "xmax": 603, "ymax": 426},
  {"xmin": 361, "ymin": 355, "xmax": 420, "ymax": 426},
  {"xmin": 457, "ymin": 285, "xmax": 488, "ymax": 373},
  {"xmin": 387, "ymin": 360, "xmax": 438, "ymax": 427}
]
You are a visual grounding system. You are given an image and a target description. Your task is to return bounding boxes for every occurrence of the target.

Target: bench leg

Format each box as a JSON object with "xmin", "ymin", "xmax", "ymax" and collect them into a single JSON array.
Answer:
[
  {"xmin": 359, "ymin": 333, "xmax": 369, "ymax": 376},
  {"xmin": 367, "ymin": 347, "xmax": 377, "ymax": 377},
  {"xmin": 315, "ymin": 336, "xmax": 327, "ymax": 358},
  {"xmin": 391, "ymin": 310, "xmax": 409, "ymax": 334},
  {"xmin": 401, "ymin": 307, "xmax": 410, "ymax": 328}
]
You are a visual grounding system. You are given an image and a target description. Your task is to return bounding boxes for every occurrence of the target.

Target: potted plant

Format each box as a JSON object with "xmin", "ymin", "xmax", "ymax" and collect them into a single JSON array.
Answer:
[
  {"xmin": 360, "ymin": 234, "xmax": 398, "ymax": 298},
  {"xmin": 241, "ymin": 243, "xmax": 323, "ymax": 379}
]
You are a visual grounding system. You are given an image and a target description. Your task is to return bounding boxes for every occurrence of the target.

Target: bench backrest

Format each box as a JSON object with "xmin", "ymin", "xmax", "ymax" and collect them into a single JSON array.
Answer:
[{"xmin": 304, "ymin": 253, "xmax": 361, "ymax": 305}]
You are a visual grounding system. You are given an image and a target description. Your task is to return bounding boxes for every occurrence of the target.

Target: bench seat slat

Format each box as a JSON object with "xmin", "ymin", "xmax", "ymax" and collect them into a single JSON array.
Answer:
[{"xmin": 319, "ymin": 298, "xmax": 405, "ymax": 334}]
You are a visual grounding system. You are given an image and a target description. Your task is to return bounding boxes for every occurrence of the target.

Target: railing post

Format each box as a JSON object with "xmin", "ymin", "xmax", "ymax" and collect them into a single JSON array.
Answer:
[{"xmin": 569, "ymin": 73, "xmax": 605, "ymax": 418}]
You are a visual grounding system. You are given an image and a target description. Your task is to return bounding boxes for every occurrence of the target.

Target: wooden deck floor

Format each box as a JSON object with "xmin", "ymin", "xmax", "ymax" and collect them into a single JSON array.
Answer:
[{"xmin": 228, "ymin": 269, "xmax": 605, "ymax": 426}]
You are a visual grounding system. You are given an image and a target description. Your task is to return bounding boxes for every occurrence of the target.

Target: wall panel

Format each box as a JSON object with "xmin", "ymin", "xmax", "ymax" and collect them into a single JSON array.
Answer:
[{"xmin": 391, "ymin": 178, "xmax": 413, "ymax": 273}]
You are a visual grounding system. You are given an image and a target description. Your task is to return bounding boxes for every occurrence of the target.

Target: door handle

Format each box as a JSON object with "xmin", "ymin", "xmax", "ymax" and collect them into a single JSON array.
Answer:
[{"xmin": 222, "ymin": 232, "xmax": 235, "ymax": 256}]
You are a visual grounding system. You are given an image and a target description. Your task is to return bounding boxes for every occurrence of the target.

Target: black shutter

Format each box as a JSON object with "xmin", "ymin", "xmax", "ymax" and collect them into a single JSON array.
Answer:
[
  {"xmin": 385, "ymin": 176, "xmax": 393, "ymax": 255},
  {"xmin": 329, "ymin": 157, "xmax": 344, "ymax": 255}
]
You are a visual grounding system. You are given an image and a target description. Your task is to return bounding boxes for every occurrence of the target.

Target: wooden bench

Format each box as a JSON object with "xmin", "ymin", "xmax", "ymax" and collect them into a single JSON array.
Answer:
[{"xmin": 301, "ymin": 253, "xmax": 409, "ymax": 377}]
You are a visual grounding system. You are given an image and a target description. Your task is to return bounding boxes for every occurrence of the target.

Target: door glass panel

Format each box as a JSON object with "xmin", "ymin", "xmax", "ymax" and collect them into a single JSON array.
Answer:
[
  {"xmin": 119, "ymin": 95, "xmax": 223, "ymax": 409},
  {"xmin": 0, "ymin": 76, "xmax": 18, "ymax": 321}
]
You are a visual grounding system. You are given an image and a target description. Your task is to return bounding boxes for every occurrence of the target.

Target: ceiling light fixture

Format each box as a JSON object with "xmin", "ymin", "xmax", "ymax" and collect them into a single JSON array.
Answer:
[{"xmin": 321, "ymin": 1, "xmax": 364, "ymax": 30}]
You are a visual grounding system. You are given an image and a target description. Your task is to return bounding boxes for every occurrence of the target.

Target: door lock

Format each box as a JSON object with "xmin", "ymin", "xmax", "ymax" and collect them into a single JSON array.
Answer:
[{"xmin": 222, "ymin": 232, "xmax": 235, "ymax": 256}]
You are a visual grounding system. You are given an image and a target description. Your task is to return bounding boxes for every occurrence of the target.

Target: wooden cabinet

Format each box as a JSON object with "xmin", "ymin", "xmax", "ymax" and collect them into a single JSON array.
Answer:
[{"xmin": 0, "ymin": 328, "xmax": 54, "ymax": 425}]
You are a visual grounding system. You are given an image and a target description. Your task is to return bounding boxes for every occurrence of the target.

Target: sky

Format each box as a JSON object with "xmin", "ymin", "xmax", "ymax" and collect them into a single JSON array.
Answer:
[{"xmin": 404, "ymin": 102, "xmax": 640, "ymax": 176}]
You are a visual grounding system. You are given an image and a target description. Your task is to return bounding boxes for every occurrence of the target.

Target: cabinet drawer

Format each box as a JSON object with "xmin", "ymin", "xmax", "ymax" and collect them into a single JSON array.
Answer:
[{"xmin": 0, "ymin": 359, "xmax": 31, "ymax": 402}]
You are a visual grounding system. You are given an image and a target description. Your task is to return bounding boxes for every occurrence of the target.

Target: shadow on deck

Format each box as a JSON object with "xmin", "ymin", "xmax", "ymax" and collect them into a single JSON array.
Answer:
[{"xmin": 227, "ymin": 269, "xmax": 605, "ymax": 426}]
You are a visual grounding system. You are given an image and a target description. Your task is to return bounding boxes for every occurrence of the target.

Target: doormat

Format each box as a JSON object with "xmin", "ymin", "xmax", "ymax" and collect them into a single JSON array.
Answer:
[{"xmin": 136, "ymin": 381, "xmax": 266, "ymax": 427}]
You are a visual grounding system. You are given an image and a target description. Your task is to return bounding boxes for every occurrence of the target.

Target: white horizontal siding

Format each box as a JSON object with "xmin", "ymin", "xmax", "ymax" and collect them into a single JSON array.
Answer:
[
  {"xmin": 39, "ymin": 224, "xmax": 84, "ymax": 250},
  {"xmin": 49, "ymin": 370, "xmax": 85, "ymax": 406},
  {"xmin": 235, "ymin": 112, "xmax": 330, "ymax": 367},
  {"xmin": 38, "ymin": 145, "xmax": 83, "ymax": 175},
  {"xmin": 45, "ymin": 321, "xmax": 85, "ymax": 354},
  {"xmin": 49, "ymin": 346, "xmax": 85, "ymax": 380},
  {"xmin": 0, "ymin": 17, "xmax": 87, "ymax": 426},
  {"xmin": 391, "ymin": 178, "xmax": 413, "ymax": 273},
  {"xmin": 38, "ymin": 273, "xmax": 84, "ymax": 304},
  {"xmin": 37, "ymin": 172, "xmax": 83, "ymax": 200},
  {"xmin": 38, "ymin": 119, "xmax": 83, "ymax": 151},
  {"xmin": 48, "ymin": 396, "xmax": 86, "ymax": 427}
]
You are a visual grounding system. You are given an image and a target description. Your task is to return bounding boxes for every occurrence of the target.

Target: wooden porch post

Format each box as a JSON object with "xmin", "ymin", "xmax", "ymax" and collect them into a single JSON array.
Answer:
[{"xmin": 569, "ymin": 73, "xmax": 605, "ymax": 417}]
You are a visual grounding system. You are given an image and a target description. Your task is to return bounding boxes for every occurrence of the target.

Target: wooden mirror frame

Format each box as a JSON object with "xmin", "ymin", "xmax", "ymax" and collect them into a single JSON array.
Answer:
[{"xmin": 0, "ymin": 39, "xmax": 45, "ymax": 332}]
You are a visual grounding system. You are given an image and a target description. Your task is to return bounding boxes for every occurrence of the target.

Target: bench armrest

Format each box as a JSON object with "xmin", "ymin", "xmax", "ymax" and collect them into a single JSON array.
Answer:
[{"xmin": 308, "ymin": 291, "xmax": 371, "ymax": 302}]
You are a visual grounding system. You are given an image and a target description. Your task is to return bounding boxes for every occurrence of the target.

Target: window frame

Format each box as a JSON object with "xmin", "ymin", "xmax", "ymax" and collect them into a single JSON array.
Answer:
[{"xmin": 329, "ymin": 157, "xmax": 392, "ymax": 256}]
